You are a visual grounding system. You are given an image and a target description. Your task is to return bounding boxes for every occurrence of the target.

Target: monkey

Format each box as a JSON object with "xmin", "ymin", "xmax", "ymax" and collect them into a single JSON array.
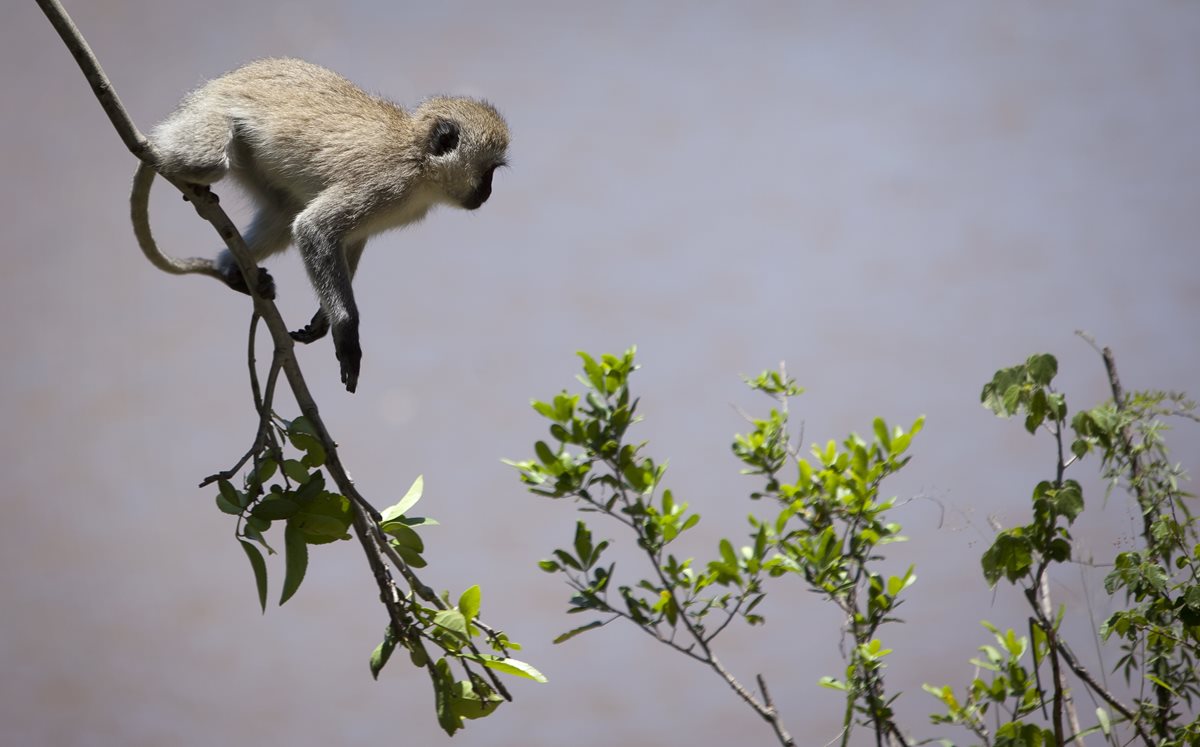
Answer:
[{"xmin": 131, "ymin": 58, "xmax": 509, "ymax": 393}]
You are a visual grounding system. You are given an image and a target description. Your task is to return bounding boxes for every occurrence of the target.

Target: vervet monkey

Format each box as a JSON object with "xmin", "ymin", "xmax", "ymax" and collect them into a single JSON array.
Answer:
[{"xmin": 131, "ymin": 58, "xmax": 509, "ymax": 392}]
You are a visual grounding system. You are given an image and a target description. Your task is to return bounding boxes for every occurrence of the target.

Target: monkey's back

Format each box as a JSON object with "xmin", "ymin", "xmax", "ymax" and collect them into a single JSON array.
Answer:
[{"xmin": 176, "ymin": 58, "xmax": 413, "ymax": 200}]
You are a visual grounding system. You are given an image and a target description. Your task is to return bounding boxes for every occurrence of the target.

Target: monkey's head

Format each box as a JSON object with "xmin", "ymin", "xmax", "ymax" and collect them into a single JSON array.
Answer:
[{"xmin": 416, "ymin": 97, "xmax": 509, "ymax": 211}]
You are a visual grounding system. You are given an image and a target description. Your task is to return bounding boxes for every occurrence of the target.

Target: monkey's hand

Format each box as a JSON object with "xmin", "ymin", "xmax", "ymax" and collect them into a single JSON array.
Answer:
[
  {"xmin": 290, "ymin": 310, "xmax": 329, "ymax": 344},
  {"xmin": 332, "ymin": 321, "xmax": 362, "ymax": 393}
]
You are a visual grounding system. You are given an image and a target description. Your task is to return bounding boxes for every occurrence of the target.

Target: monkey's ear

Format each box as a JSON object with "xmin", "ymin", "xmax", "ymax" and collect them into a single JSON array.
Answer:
[{"xmin": 429, "ymin": 119, "xmax": 460, "ymax": 157}]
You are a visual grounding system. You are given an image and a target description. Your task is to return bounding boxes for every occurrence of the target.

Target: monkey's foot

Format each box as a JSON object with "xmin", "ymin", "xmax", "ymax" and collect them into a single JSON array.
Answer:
[
  {"xmin": 290, "ymin": 310, "xmax": 329, "ymax": 344},
  {"xmin": 224, "ymin": 266, "xmax": 276, "ymax": 300}
]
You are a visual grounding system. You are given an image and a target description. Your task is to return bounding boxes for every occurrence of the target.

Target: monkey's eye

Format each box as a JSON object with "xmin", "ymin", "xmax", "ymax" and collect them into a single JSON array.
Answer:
[{"xmin": 430, "ymin": 120, "xmax": 460, "ymax": 157}]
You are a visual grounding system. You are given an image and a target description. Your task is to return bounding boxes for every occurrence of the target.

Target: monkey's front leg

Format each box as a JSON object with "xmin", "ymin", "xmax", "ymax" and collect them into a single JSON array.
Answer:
[
  {"xmin": 333, "ymin": 319, "xmax": 362, "ymax": 393},
  {"xmin": 293, "ymin": 207, "xmax": 362, "ymax": 392},
  {"xmin": 289, "ymin": 239, "xmax": 364, "ymax": 345}
]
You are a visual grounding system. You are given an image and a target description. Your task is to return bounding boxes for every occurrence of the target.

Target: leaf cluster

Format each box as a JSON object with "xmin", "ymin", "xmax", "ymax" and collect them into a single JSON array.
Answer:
[
  {"xmin": 217, "ymin": 418, "xmax": 543, "ymax": 736},
  {"xmin": 510, "ymin": 351, "xmax": 923, "ymax": 746},
  {"xmin": 924, "ymin": 350, "xmax": 1200, "ymax": 746},
  {"xmin": 215, "ymin": 416, "xmax": 353, "ymax": 609}
]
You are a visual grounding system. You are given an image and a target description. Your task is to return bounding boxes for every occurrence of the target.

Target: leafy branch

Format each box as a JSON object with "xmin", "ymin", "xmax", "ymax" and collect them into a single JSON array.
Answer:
[
  {"xmin": 507, "ymin": 349, "xmax": 795, "ymax": 746},
  {"xmin": 926, "ymin": 342, "xmax": 1199, "ymax": 746},
  {"xmin": 509, "ymin": 350, "xmax": 924, "ymax": 746}
]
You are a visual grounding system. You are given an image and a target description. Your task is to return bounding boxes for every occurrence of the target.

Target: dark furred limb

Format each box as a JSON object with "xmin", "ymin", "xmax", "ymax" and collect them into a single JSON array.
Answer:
[
  {"xmin": 219, "ymin": 263, "xmax": 277, "ymax": 300},
  {"xmin": 333, "ymin": 321, "xmax": 362, "ymax": 393},
  {"xmin": 293, "ymin": 197, "xmax": 362, "ymax": 393}
]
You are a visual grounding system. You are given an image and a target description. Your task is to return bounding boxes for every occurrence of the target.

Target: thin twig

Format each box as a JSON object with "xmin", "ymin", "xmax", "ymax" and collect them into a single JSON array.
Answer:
[
  {"xmin": 703, "ymin": 592, "xmax": 747, "ymax": 645},
  {"xmin": 1060, "ymin": 640, "xmax": 1154, "ymax": 747},
  {"xmin": 583, "ymin": 444, "xmax": 794, "ymax": 745},
  {"xmin": 200, "ymin": 317, "xmax": 284, "ymax": 488},
  {"xmin": 1025, "ymin": 592, "xmax": 1154, "ymax": 746},
  {"xmin": 1047, "ymin": 419, "xmax": 1085, "ymax": 745}
]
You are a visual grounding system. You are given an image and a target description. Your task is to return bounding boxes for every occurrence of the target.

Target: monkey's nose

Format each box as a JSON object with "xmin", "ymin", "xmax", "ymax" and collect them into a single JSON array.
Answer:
[{"xmin": 462, "ymin": 184, "xmax": 491, "ymax": 210}]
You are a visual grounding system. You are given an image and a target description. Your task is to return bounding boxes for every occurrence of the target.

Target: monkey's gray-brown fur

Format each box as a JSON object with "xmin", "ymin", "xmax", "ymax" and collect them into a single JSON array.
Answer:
[{"xmin": 131, "ymin": 58, "xmax": 509, "ymax": 392}]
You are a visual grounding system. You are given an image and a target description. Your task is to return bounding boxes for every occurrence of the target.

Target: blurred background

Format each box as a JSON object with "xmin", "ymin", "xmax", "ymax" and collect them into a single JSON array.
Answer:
[{"xmin": 3, "ymin": 2, "xmax": 1198, "ymax": 745}]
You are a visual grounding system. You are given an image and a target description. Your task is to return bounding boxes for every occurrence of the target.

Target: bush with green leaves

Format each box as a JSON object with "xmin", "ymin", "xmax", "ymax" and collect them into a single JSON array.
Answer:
[{"xmin": 510, "ymin": 345, "xmax": 1199, "ymax": 746}]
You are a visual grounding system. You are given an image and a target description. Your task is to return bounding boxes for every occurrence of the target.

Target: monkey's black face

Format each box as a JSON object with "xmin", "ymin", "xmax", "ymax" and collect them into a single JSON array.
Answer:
[{"xmin": 460, "ymin": 165, "xmax": 498, "ymax": 210}]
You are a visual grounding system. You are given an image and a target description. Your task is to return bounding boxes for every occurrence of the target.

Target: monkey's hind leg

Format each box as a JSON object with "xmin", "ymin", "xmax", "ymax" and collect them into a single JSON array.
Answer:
[
  {"xmin": 215, "ymin": 205, "xmax": 294, "ymax": 300},
  {"xmin": 150, "ymin": 103, "xmax": 234, "ymax": 187}
]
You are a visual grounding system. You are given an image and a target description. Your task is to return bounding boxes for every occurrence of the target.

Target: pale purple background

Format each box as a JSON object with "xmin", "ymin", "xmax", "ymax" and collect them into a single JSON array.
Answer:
[{"xmin": 2, "ymin": 2, "xmax": 1198, "ymax": 745}]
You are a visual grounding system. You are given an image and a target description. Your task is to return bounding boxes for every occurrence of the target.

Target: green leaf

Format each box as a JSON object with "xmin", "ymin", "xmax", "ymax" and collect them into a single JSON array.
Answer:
[
  {"xmin": 577, "ymin": 351, "xmax": 603, "ymax": 391},
  {"xmin": 292, "ymin": 492, "xmax": 353, "ymax": 541},
  {"xmin": 251, "ymin": 495, "xmax": 300, "ymax": 520},
  {"xmin": 1095, "ymin": 707, "xmax": 1111, "ymax": 736},
  {"xmin": 887, "ymin": 567, "xmax": 916, "ymax": 596},
  {"xmin": 369, "ymin": 626, "xmax": 397, "ymax": 680},
  {"xmin": 981, "ymin": 531, "xmax": 1033, "ymax": 586},
  {"xmin": 288, "ymin": 416, "xmax": 320, "ymax": 437},
  {"xmin": 552, "ymin": 620, "xmax": 605, "ymax": 644},
  {"xmin": 469, "ymin": 655, "xmax": 548, "ymax": 683},
  {"xmin": 444, "ymin": 676, "xmax": 503, "ymax": 724},
  {"xmin": 395, "ymin": 515, "xmax": 438, "ymax": 528},
  {"xmin": 719, "ymin": 538, "xmax": 738, "ymax": 567},
  {"xmin": 433, "ymin": 609, "xmax": 469, "ymax": 641},
  {"xmin": 531, "ymin": 399, "xmax": 555, "ymax": 419},
  {"xmin": 1053, "ymin": 480, "xmax": 1084, "ymax": 522},
  {"xmin": 279, "ymin": 522, "xmax": 308, "ymax": 605},
  {"xmin": 534, "ymin": 440, "xmax": 557, "ymax": 466},
  {"xmin": 254, "ymin": 459, "xmax": 278, "ymax": 486},
  {"xmin": 389, "ymin": 544, "xmax": 427, "ymax": 568},
  {"xmin": 410, "ymin": 645, "xmax": 429, "ymax": 668},
  {"xmin": 1026, "ymin": 354, "xmax": 1058, "ymax": 386},
  {"xmin": 573, "ymin": 521, "xmax": 594, "ymax": 567},
  {"xmin": 245, "ymin": 514, "xmax": 271, "ymax": 536},
  {"xmin": 283, "ymin": 459, "xmax": 310, "ymax": 484},
  {"xmin": 383, "ymin": 521, "xmax": 425, "ymax": 554},
  {"xmin": 217, "ymin": 480, "xmax": 244, "ymax": 513},
  {"xmin": 290, "ymin": 432, "xmax": 327, "ymax": 468},
  {"xmin": 239, "ymin": 540, "xmax": 268, "ymax": 613},
  {"xmin": 1070, "ymin": 438, "xmax": 1089, "ymax": 459},
  {"xmin": 1026, "ymin": 388, "xmax": 1047, "ymax": 433},
  {"xmin": 1144, "ymin": 674, "xmax": 1180, "ymax": 696},
  {"xmin": 552, "ymin": 549, "xmax": 581, "ymax": 571},
  {"xmin": 458, "ymin": 585, "xmax": 481, "ymax": 621},
  {"xmin": 216, "ymin": 491, "xmax": 242, "ymax": 515},
  {"xmin": 432, "ymin": 659, "xmax": 460, "ymax": 736},
  {"xmin": 873, "ymin": 418, "xmax": 891, "ymax": 452},
  {"xmin": 908, "ymin": 415, "xmax": 925, "ymax": 438},
  {"xmin": 981, "ymin": 366, "xmax": 1021, "ymax": 415},
  {"xmin": 379, "ymin": 475, "xmax": 424, "ymax": 523}
]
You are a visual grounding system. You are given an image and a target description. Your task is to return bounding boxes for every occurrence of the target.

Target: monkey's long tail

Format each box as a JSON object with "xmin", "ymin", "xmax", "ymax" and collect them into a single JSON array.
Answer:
[{"xmin": 131, "ymin": 162, "xmax": 225, "ymax": 280}]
